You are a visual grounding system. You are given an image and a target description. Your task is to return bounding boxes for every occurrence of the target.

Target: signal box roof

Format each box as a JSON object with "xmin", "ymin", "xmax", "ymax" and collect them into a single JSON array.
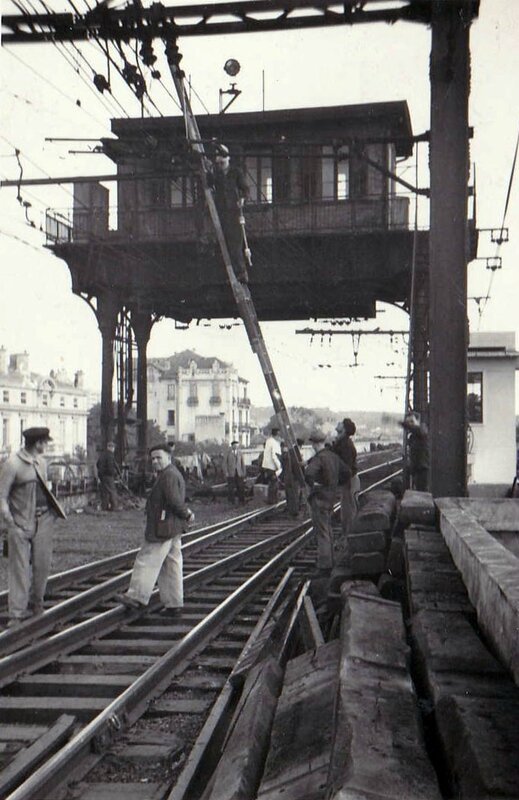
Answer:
[{"xmin": 104, "ymin": 100, "xmax": 414, "ymax": 160}]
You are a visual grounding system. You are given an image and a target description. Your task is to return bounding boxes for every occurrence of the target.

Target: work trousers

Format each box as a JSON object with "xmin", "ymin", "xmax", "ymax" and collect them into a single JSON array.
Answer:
[
  {"xmin": 126, "ymin": 536, "xmax": 183, "ymax": 608},
  {"xmin": 100, "ymin": 476, "xmax": 120, "ymax": 511},
  {"xmin": 309, "ymin": 496, "xmax": 334, "ymax": 570},
  {"xmin": 227, "ymin": 474, "xmax": 245, "ymax": 504},
  {"xmin": 8, "ymin": 513, "xmax": 54, "ymax": 620},
  {"xmin": 284, "ymin": 479, "xmax": 300, "ymax": 517},
  {"xmin": 340, "ymin": 483, "xmax": 356, "ymax": 536},
  {"xmin": 264, "ymin": 469, "xmax": 279, "ymax": 504}
]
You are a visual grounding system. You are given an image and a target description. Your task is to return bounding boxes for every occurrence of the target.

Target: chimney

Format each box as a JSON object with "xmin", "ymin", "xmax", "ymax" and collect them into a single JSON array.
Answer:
[
  {"xmin": 9, "ymin": 352, "xmax": 29, "ymax": 374},
  {"xmin": 74, "ymin": 370, "xmax": 84, "ymax": 389},
  {"xmin": 0, "ymin": 347, "xmax": 6, "ymax": 374}
]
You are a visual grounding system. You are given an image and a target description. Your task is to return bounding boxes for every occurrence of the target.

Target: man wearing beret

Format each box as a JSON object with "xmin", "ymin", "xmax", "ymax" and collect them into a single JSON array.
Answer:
[
  {"xmin": 305, "ymin": 430, "xmax": 350, "ymax": 574},
  {"xmin": 116, "ymin": 442, "xmax": 195, "ymax": 617},
  {"xmin": 0, "ymin": 427, "xmax": 63, "ymax": 628}
]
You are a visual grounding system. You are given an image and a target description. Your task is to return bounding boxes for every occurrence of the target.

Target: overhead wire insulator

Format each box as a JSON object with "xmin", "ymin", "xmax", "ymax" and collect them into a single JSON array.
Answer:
[{"xmin": 93, "ymin": 73, "xmax": 110, "ymax": 93}]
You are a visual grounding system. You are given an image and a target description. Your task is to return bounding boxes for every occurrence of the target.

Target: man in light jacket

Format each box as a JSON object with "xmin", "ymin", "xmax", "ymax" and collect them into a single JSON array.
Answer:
[
  {"xmin": 0, "ymin": 427, "xmax": 62, "ymax": 627},
  {"xmin": 262, "ymin": 427, "xmax": 282, "ymax": 504},
  {"xmin": 116, "ymin": 443, "xmax": 194, "ymax": 617},
  {"xmin": 223, "ymin": 440, "xmax": 247, "ymax": 505}
]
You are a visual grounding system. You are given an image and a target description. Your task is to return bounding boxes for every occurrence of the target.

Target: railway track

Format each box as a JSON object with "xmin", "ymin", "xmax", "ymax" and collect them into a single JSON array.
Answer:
[{"xmin": 0, "ymin": 454, "xmax": 402, "ymax": 800}]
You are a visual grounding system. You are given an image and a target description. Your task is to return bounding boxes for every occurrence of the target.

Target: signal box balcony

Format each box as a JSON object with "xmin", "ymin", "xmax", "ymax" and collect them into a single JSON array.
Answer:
[{"xmin": 46, "ymin": 102, "xmax": 475, "ymax": 322}]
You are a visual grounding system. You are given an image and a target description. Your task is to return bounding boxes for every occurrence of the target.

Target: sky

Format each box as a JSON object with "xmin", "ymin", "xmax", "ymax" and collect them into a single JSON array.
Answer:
[{"xmin": 0, "ymin": 0, "xmax": 518, "ymax": 414}]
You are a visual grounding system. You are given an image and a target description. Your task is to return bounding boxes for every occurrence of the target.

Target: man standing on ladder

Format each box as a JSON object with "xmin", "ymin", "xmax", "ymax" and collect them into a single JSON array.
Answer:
[{"xmin": 209, "ymin": 144, "xmax": 250, "ymax": 284}]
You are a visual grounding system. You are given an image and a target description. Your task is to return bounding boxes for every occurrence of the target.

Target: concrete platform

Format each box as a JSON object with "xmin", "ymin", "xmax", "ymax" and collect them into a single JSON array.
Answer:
[{"xmin": 436, "ymin": 498, "xmax": 519, "ymax": 684}]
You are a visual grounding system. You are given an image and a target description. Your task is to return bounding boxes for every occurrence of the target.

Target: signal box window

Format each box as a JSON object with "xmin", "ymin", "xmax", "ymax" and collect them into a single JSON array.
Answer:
[{"xmin": 467, "ymin": 372, "xmax": 483, "ymax": 423}]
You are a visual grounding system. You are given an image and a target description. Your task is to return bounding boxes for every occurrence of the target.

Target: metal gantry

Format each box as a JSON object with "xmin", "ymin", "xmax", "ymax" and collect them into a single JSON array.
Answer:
[{"xmin": 1, "ymin": 0, "xmax": 481, "ymax": 495}]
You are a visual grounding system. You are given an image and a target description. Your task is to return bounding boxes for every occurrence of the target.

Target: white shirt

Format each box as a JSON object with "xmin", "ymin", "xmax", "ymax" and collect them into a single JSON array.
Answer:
[{"xmin": 262, "ymin": 436, "xmax": 282, "ymax": 475}]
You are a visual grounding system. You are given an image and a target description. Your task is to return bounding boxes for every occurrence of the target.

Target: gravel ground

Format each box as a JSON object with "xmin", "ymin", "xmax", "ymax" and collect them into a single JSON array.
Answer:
[{"xmin": 0, "ymin": 493, "xmax": 265, "ymax": 593}]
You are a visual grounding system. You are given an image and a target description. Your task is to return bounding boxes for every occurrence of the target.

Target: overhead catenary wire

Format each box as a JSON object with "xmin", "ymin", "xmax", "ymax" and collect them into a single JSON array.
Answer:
[{"xmin": 477, "ymin": 125, "xmax": 519, "ymax": 325}]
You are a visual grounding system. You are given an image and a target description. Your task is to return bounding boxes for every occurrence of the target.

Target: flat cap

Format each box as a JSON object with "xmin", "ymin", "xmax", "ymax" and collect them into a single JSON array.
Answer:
[
  {"xmin": 23, "ymin": 426, "xmax": 52, "ymax": 442},
  {"xmin": 308, "ymin": 430, "xmax": 326, "ymax": 443}
]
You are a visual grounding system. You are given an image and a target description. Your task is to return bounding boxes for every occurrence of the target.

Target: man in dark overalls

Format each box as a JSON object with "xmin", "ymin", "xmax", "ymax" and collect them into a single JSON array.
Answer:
[{"xmin": 210, "ymin": 144, "xmax": 250, "ymax": 283}]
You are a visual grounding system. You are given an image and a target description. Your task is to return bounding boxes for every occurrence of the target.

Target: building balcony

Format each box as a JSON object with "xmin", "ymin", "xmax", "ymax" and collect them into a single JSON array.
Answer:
[
  {"xmin": 209, "ymin": 396, "xmax": 222, "ymax": 406},
  {"xmin": 46, "ymin": 195, "xmax": 411, "ymax": 247},
  {"xmin": 237, "ymin": 398, "xmax": 251, "ymax": 408},
  {"xmin": 186, "ymin": 396, "xmax": 199, "ymax": 407}
]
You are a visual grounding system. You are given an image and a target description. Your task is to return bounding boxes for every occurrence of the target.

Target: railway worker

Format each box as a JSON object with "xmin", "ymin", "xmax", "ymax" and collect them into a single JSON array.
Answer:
[
  {"xmin": 280, "ymin": 440, "xmax": 305, "ymax": 518},
  {"xmin": 0, "ymin": 427, "xmax": 66, "ymax": 628},
  {"xmin": 116, "ymin": 443, "xmax": 195, "ymax": 617},
  {"xmin": 209, "ymin": 143, "xmax": 250, "ymax": 284},
  {"xmin": 96, "ymin": 442, "xmax": 120, "ymax": 511},
  {"xmin": 223, "ymin": 440, "xmax": 247, "ymax": 505},
  {"xmin": 305, "ymin": 430, "xmax": 349, "ymax": 574},
  {"xmin": 332, "ymin": 418, "xmax": 358, "ymax": 537},
  {"xmin": 262, "ymin": 428, "xmax": 283, "ymax": 504},
  {"xmin": 401, "ymin": 411, "xmax": 430, "ymax": 492}
]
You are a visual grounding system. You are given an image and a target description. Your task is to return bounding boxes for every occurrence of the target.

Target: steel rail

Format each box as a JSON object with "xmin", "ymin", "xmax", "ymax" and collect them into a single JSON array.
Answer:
[
  {"xmin": 0, "ymin": 502, "xmax": 282, "ymax": 610},
  {"xmin": 0, "ymin": 517, "xmax": 310, "ymax": 687},
  {"xmin": 0, "ymin": 454, "xmax": 401, "ymax": 653},
  {"xmin": 4, "ymin": 528, "xmax": 312, "ymax": 800},
  {"xmin": 0, "ymin": 505, "xmax": 284, "ymax": 653}
]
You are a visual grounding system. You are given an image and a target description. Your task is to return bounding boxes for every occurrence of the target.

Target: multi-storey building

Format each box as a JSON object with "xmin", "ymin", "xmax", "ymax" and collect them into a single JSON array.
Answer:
[
  {"xmin": 147, "ymin": 350, "xmax": 251, "ymax": 446},
  {"xmin": 0, "ymin": 348, "xmax": 89, "ymax": 459}
]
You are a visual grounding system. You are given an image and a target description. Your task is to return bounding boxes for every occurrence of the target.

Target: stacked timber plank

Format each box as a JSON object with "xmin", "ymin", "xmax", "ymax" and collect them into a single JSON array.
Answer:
[
  {"xmin": 405, "ymin": 508, "xmax": 519, "ymax": 799},
  {"xmin": 256, "ymin": 582, "xmax": 441, "ymax": 800},
  {"xmin": 344, "ymin": 490, "xmax": 396, "ymax": 576}
]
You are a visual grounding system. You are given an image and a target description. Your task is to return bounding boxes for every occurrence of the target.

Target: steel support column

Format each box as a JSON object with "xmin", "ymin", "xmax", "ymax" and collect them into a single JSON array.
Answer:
[
  {"xmin": 131, "ymin": 311, "xmax": 154, "ymax": 478},
  {"xmin": 96, "ymin": 293, "xmax": 120, "ymax": 449},
  {"xmin": 429, "ymin": 1, "xmax": 472, "ymax": 497}
]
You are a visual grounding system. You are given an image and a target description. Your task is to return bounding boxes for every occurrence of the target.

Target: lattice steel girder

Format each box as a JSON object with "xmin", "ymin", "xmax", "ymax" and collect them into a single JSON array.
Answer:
[{"xmin": 2, "ymin": 0, "xmax": 479, "ymax": 45}]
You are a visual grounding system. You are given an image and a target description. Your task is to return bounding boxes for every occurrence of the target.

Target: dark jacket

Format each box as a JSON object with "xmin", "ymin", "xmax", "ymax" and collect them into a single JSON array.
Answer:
[
  {"xmin": 96, "ymin": 451, "xmax": 117, "ymax": 479},
  {"xmin": 332, "ymin": 434, "xmax": 357, "ymax": 483},
  {"xmin": 305, "ymin": 448, "xmax": 349, "ymax": 503},
  {"xmin": 145, "ymin": 463, "xmax": 191, "ymax": 542},
  {"xmin": 211, "ymin": 166, "xmax": 249, "ymax": 216},
  {"xmin": 408, "ymin": 426, "xmax": 429, "ymax": 472}
]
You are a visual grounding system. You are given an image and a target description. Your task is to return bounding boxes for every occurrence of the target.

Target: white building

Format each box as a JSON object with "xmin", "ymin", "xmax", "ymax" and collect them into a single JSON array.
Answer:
[
  {"xmin": 467, "ymin": 331, "xmax": 519, "ymax": 488},
  {"xmin": 0, "ymin": 349, "xmax": 89, "ymax": 459},
  {"xmin": 147, "ymin": 350, "xmax": 251, "ymax": 446}
]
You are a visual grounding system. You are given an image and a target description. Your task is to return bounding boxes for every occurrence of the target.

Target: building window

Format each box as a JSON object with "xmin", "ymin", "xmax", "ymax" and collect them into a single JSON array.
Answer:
[
  {"xmin": 170, "ymin": 176, "xmax": 196, "ymax": 207},
  {"xmin": 60, "ymin": 396, "xmax": 65, "ymax": 407},
  {"xmin": 210, "ymin": 381, "xmax": 221, "ymax": 405},
  {"xmin": 73, "ymin": 398, "xmax": 78, "ymax": 409},
  {"xmin": 167, "ymin": 383, "xmax": 175, "ymax": 400},
  {"xmin": 322, "ymin": 145, "xmax": 350, "ymax": 200},
  {"xmin": 167, "ymin": 409, "xmax": 175, "ymax": 426},
  {"xmin": 42, "ymin": 393, "xmax": 48, "ymax": 407},
  {"xmin": 20, "ymin": 392, "xmax": 27, "ymax": 405},
  {"xmin": 2, "ymin": 418, "xmax": 9, "ymax": 448},
  {"xmin": 467, "ymin": 372, "xmax": 483, "ymax": 423},
  {"xmin": 3, "ymin": 391, "xmax": 9, "ymax": 403},
  {"xmin": 187, "ymin": 382, "xmax": 198, "ymax": 406},
  {"xmin": 245, "ymin": 154, "xmax": 273, "ymax": 204}
]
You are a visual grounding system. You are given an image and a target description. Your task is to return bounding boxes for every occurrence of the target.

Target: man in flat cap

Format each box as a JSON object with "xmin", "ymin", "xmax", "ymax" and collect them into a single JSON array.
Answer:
[
  {"xmin": 223, "ymin": 440, "xmax": 247, "ymax": 505},
  {"xmin": 115, "ymin": 442, "xmax": 195, "ymax": 617},
  {"xmin": 305, "ymin": 430, "xmax": 350, "ymax": 574},
  {"xmin": 0, "ymin": 427, "xmax": 65, "ymax": 627},
  {"xmin": 209, "ymin": 143, "xmax": 250, "ymax": 284}
]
